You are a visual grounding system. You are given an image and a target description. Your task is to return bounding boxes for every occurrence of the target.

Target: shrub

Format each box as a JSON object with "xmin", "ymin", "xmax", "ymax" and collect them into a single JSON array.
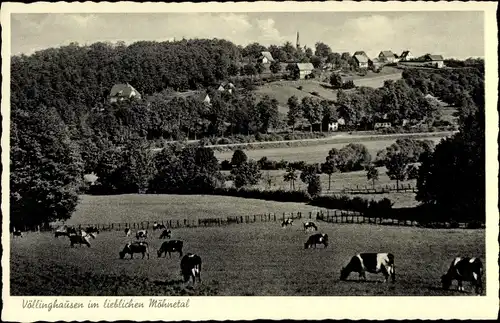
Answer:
[
  {"xmin": 297, "ymin": 86, "xmax": 303, "ymax": 91},
  {"xmin": 220, "ymin": 160, "xmax": 232, "ymax": 171}
]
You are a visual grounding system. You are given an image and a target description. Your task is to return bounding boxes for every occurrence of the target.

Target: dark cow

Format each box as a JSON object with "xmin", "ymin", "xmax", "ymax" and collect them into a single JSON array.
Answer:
[
  {"xmin": 157, "ymin": 240, "xmax": 184, "ymax": 258},
  {"xmin": 136, "ymin": 230, "xmax": 148, "ymax": 239},
  {"xmin": 281, "ymin": 219, "xmax": 293, "ymax": 227},
  {"xmin": 159, "ymin": 229, "xmax": 172, "ymax": 239},
  {"xmin": 67, "ymin": 227, "xmax": 78, "ymax": 236},
  {"xmin": 13, "ymin": 230, "xmax": 23, "ymax": 238},
  {"xmin": 340, "ymin": 253, "xmax": 396, "ymax": 283},
  {"xmin": 180, "ymin": 253, "xmax": 202, "ymax": 284},
  {"xmin": 85, "ymin": 226, "xmax": 100, "ymax": 235},
  {"xmin": 153, "ymin": 222, "xmax": 167, "ymax": 231},
  {"xmin": 119, "ymin": 242, "xmax": 150, "ymax": 259},
  {"xmin": 303, "ymin": 221, "xmax": 318, "ymax": 232},
  {"xmin": 304, "ymin": 233, "xmax": 328, "ymax": 249},
  {"xmin": 54, "ymin": 231, "xmax": 68, "ymax": 238},
  {"xmin": 69, "ymin": 232, "xmax": 95, "ymax": 247},
  {"xmin": 441, "ymin": 257, "xmax": 483, "ymax": 294},
  {"xmin": 124, "ymin": 228, "xmax": 131, "ymax": 237}
]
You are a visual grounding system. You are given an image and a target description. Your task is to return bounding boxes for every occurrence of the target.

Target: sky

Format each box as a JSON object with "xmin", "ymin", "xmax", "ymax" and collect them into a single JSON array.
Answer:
[{"xmin": 11, "ymin": 11, "xmax": 484, "ymax": 59}]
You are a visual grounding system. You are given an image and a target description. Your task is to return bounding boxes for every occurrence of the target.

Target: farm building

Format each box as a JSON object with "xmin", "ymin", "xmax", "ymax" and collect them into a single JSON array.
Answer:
[
  {"xmin": 168, "ymin": 91, "xmax": 212, "ymax": 105},
  {"xmin": 378, "ymin": 50, "xmax": 399, "ymax": 63},
  {"xmin": 291, "ymin": 63, "xmax": 315, "ymax": 79},
  {"xmin": 108, "ymin": 83, "xmax": 141, "ymax": 103},
  {"xmin": 399, "ymin": 50, "xmax": 414, "ymax": 61},
  {"xmin": 353, "ymin": 54, "xmax": 369, "ymax": 69},
  {"xmin": 258, "ymin": 51, "xmax": 275, "ymax": 64},
  {"xmin": 217, "ymin": 82, "xmax": 235, "ymax": 94},
  {"xmin": 424, "ymin": 54, "xmax": 445, "ymax": 68},
  {"xmin": 369, "ymin": 57, "xmax": 383, "ymax": 69},
  {"xmin": 374, "ymin": 121, "xmax": 392, "ymax": 129}
]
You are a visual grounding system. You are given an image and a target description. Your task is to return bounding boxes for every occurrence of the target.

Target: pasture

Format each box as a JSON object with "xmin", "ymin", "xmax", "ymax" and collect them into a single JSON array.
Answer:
[
  {"xmin": 10, "ymin": 222, "xmax": 485, "ymax": 296},
  {"xmin": 214, "ymin": 135, "xmax": 445, "ymax": 163}
]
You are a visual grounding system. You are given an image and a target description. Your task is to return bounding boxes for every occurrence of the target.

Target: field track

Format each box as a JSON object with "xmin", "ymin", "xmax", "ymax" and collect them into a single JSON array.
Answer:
[{"xmin": 10, "ymin": 222, "xmax": 485, "ymax": 296}]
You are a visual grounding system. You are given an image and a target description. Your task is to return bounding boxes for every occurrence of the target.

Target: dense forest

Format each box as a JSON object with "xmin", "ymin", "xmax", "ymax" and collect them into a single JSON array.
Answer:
[{"xmin": 10, "ymin": 38, "xmax": 486, "ymax": 228}]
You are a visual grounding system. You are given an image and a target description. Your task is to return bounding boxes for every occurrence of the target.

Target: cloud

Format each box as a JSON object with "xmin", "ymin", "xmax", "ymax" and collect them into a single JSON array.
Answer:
[{"xmin": 255, "ymin": 18, "xmax": 286, "ymax": 44}]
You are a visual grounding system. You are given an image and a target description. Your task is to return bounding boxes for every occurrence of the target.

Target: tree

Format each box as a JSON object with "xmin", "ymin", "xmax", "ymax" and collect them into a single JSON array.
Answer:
[
  {"xmin": 301, "ymin": 97, "xmax": 322, "ymax": 132},
  {"xmin": 270, "ymin": 60, "xmax": 282, "ymax": 74},
  {"xmin": 231, "ymin": 149, "xmax": 248, "ymax": 168},
  {"xmin": 300, "ymin": 164, "xmax": 319, "ymax": 185},
  {"xmin": 256, "ymin": 95, "xmax": 279, "ymax": 133},
  {"xmin": 314, "ymin": 42, "xmax": 332, "ymax": 58},
  {"xmin": 307, "ymin": 175, "xmax": 322, "ymax": 197},
  {"xmin": 406, "ymin": 164, "xmax": 419, "ymax": 180},
  {"xmin": 231, "ymin": 160, "xmax": 262, "ymax": 188},
  {"xmin": 366, "ymin": 165, "xmax": 379, "ymax": 189},
  {"xmin": 283, "ymin": 167, "xmax": 298, "ymax": 190},
  {"xmin": 385, "ymin": 152, "xmax": 410, "ymax": 190},
  {"xmin": 321, "ymin": 152, "xmax": 338, "ymax": 191},
  {"xmin": 10, "ymin": 106, "xmax": 83, "ymax": 229},
  {"xmin": 286, "ymin": 95, "xmax": 301, "ymax": 133},
  {"xmin": 330, "ymin": 73, "xmax": 343, "ymax": 89}
]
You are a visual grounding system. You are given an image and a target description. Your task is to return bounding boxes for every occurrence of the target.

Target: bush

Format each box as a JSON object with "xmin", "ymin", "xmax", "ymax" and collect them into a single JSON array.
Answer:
[
  {"xmin": 220, "ymin": 160, "xmax": 232, "ymax": 171},
  {"xmin": 212, "ymin": 187, "xmax": 310, "ymax": 203},
  {"xmin": 297, "ymin": 86, "xmax": 303, "ymax": 91},
  {"xmin": 311, "ymin": 91, "xmax": 320, "ymax": 96}
]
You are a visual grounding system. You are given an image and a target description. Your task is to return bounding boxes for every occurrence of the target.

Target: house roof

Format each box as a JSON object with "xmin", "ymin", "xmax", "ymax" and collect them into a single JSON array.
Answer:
[
  {"xmin": 353, "ymin": 54, "xmax": 369, "ymax": 63},
  {"xmin": 109, "ymin": 83, "xmax": 140, "ymax": 97},
  {"xmin": 259, "ymin": 51, "xmax": 275, "ymax": 62},
  {"xmin": 296, "ymin": 63, "xmax": 314, "ymax": 71},
  {"xmin": 400, "ymin": 50, "xmax": 411, "ymax": 58},
  {"xmin": 380, "ymin": 50, "xmax": 396, "ymax": 58},
  {"xmin": 426, "ymin": 54, "xmax": 444, "ymax": 61},
  {"xmin": 168, "ymin": 91, "xmax": 210, "ymax": 102},
  {"xmin": 354, "ymin": 51, "xmax": 368, "ymax": 57}
]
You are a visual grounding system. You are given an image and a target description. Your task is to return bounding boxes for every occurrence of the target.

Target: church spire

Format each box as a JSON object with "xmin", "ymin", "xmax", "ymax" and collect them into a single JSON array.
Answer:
[{"xmin": 296, "ymin": 31, "xmax": 300, "ymax": 50}]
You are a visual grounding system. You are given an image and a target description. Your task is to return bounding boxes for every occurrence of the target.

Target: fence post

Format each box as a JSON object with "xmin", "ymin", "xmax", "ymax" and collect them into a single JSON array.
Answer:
[
  {"xmin": 283, "ymin": 212, "xmax": 286, "ymax": 221},
  {"xmin": 274, "ymin": 213, "xmax": 276, "ymax": 221},
  {"xmin": 309, "ymin": 211, "xmax": 312, "ymax": 219}
]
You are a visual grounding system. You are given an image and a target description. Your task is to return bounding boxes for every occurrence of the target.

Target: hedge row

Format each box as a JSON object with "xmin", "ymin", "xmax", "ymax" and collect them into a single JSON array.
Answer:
[
  {"xmin": 201, "ymin": 132, "xmax": 329, "ymax": 146},
  {"xmin": 212, "ymin": 187, "xmax": 310, "ymax": 203},
  {"xmin": 309, "ymin": 195, "xmax": 393, "ymax": 214}
]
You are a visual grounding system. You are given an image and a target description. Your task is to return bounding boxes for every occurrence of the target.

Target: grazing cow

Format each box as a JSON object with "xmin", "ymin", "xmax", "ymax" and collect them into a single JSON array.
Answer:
[
  {"xmin": 304, "ymin": 233, "xmax": 328, "ymax": 249},
  {"xmin": 153, "ymin": 222, "xmax": 167, "ymax": 231},
  {"xmin": 119, "ymin": 242, "xmax": 150, "ymax": 259},
  {"xmin": 303, "ymin": 221, "xmax": 318, "ymax": 232},
  {"xmin": 441, "ymin": 257, "xmax": 483, "ymax": 294},
  {"xmin": 69, "ymin": 232, "xmax": 95, "ymax": 247},
  {"xmin": 136, "ymin": 230, "xmax": 148, "ymax": 239},
  {"xmin": 340, "ymin": 253, "xmax": 396, "ymax": 283},
  {"xmin": 55, "ymin": 231, "xmax": 68, "ymax": 238},
  {"xmin": 124, "ymin": 228, "xmax": 131, "ymax": 237},
  {"xmin": 67, "ymin": 227, "xmax": 78, "ymax": 236},
  {"xmin": 281, "ymin": 219, "xmax": 293, "ymax": 227},
  {"xmin": 85, "ymin": 226, "xmax": 100, "ymax": 235},
  {"xmin": 157, "ymin": 240, "xmax": 184, "ymax": 258},
  {"xmin": 13, "ymin": 230, "xmax": 23, "ymax": 238},
  {"xmin": 159, "ymin": 229, "xmax": 172, "ymax": 239},
  {"xmin": 55, "ymin": 226, "xmax": 75, "ymax": 238},
  {"xmin": 180, "ymin": 253, "xmax": 202, "ymax": 284}
]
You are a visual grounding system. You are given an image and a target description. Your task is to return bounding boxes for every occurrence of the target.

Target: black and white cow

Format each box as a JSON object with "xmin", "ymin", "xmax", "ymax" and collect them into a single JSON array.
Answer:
[
  {"xmin": 153, "ymin": 222, "xmax": 167, "ymax": 231},
  {"xmin": 303, "ymin": 221, "xmax": 318, "ymax": 232},
  {"xmin": 136, "ymin": 230, "xmax": 148, "ymax": 239},
  {"xmin": 13, "ymin": 230, "xmax": 23, "ymax": 238},
  {"xmin": 124, "ymin": 228, "xmax": 131, "ymax": 237},
  {"xmin": 180, "ymin": 253, "xmax": 202, "ymax": 284},
  {"xmin": 304, "ymin": 233, "xmax": 328, "ymax": 249},
  {"xmin": 119, "ymin": 242, "xmax": 150, "ymax": 259},
  {"xmin": 340, "ymin": 253, "xmax": 396, "ymax": 283},
  {"xmin": 281, "ymin": 219, "xmax": 293, "ymax": 227},
  {"xmin": 69, "ymin": 231, "xmax": 95, "ymax": 247},
  {"xmin": 441, "ymin": 257, "xmax": 483, "ymax": 294},
  {"xmin": 159, "ymin": 229, "xmax": 172, "ymax": 239},
  {"xmin": 157, "ymin": 240, "xmax": 184, "ymax": 258}
]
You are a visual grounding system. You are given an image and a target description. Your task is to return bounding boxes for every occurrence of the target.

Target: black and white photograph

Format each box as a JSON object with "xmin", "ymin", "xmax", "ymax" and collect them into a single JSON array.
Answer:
[{"xmin": 2, "ymin": 1, "xmax": 498, "ymax": 321}]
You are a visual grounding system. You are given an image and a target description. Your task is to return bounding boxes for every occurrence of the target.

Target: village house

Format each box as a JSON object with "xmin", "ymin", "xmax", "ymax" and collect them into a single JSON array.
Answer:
[
  {"xmin": 399, "ymin": 50, "xmax": 414, "ymax": 61},
  {"xmin": 169, "ymin": 90, "xmax": 212, "ymax": 106},
  {"xmin": 369, "ymin": 57, "xmax": 383, "ymax": 70},
  {"xmin": 217, "ymin": 82, "xmax": 235, "ymax": 94},
  {"xmin": 292, "ymin": 63, "xmax": 315, "ymax": 79},
  {"xmin": 374, "ymin": 121, "xmax": 392, "ymax": 130},
  {"xmin": 258, "ymin": 51, "xmax": 275, "ymax": 64},
  {"xmin": 327, "ymin": 118, "xmax": 345, "ymax": 132},
  {"xmin": 108, "ymin": 83, "xmax": 141, "ymax": 103},
  {"xmin": 424, "ymin": 54, "xmax": 445, "ymax": 68},
  {"xmin": 353, "ymin": 54, "xmax": 369, "ymax": 69},
  {"xmin": 378, "ymin": 50, "xmax": 399, "ymax": 63}
]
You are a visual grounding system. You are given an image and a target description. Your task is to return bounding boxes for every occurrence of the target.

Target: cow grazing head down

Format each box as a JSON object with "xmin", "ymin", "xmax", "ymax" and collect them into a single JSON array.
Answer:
[
  {"xmin": 441, "ymin": 257, "xmax": 483, "ymax": 294},
  {"xmin": 180, "ymin": 253, "xmax": 202, "ymax": 284},
  {"xmin": 119, "ymin": 242, "xmax": 150, "ymax": 259},
  {"xmin": 157, "ymin": 240, "xmax": 183, "ymax": 258},
  {"xmin": 281, "ymin": 219, "xmax": 293, "ymax": 227},
  {"xmin": 340, "ymin": 253, "xmax": 395, "ymax": 283},
  {"xmin": 159, "ymin": 229, "xmax": 172, "ymax": 239},
  {"xmin": 304, "ymin": 233, "xmax": 328, "ymax": 249}
]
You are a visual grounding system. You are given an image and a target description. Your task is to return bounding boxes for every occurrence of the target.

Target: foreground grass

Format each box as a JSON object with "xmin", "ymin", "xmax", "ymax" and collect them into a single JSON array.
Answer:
[
  {"xmin": 70, "ymin": 194, "xmax": 331, "ymax": 225},
  {"xmin": 11, "ymin": 223, "xmax": 485, "ymax": 296}
]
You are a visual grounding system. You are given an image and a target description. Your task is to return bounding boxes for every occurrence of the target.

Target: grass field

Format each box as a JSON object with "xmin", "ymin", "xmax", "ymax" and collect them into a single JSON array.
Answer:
[
  {"xmin": 214, "ymin": 135, "xmax": 445, "ymax": 163},
  {"xmin": 10, "ymin": 223, "xmax": 485, "ymax": 296},
  {"xmin": 68, "ymin": 194, "xmax": 332, "ymax": 225}
]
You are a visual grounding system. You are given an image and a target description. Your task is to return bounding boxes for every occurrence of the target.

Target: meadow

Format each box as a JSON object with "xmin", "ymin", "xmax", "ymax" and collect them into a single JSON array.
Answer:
[
  {"xmin": 10, "ymin": 222, "xmax": 485, "ymax": 296},
  {"xmin": 214, "ymin": 135, "xmax": 445, "ymax": 163}
]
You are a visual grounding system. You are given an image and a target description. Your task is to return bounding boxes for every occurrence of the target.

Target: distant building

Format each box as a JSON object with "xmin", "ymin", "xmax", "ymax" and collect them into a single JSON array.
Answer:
[
  {"xmin": 378, "ymin": 50, "xmax": 398, "ymax": 63},
  {"xmin": 168, "ymin": 91, "xmax": 211, "ymax": 105},
  {"xmin": 217, "ymin": 82, "xmax": 235, "ymax": 94},
  {"xmin": 292, "ymin": 63, "xmax": 315, "ymax": 79},
  {"xmin": 353, "ymin": 54, "xmax": 369, "ymax": 69},
  {"xmin": 258, "ymin": 51, "xmax": 275, "ymax": 64},
  {"xmin": 374, "ymin": 121, "xmax": 392, "ymax": 129},
  {"xmin": 399, "ymin": 50, "xmax": 414, "ymax": 61},
  {"xmin": 109, "ymin": 83, "xmax": 141, "ymax": 103},
  {"xmin": 424, "ymin": 54, "xmax": 445, "ymax": 68}
]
